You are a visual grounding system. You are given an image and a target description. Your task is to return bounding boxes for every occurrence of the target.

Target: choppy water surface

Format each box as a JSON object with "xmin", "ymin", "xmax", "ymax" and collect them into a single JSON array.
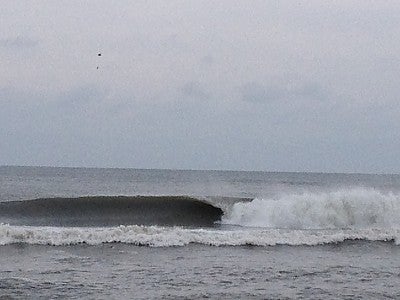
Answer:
[
  {"xmin": 1, "ymin": 243, "xmax": 400, "ymax": 299},
  {"xmin": 1, "ymin": 166, "xmax": 400, "ymax": 298}
]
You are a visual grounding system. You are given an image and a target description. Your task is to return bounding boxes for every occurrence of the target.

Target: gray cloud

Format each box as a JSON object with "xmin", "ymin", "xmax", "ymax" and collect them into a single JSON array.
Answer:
[
  {"xmin": 1, "ymin": 1, "xmax": 400, "ymax": 173},
  {"xmin": 0, "ymin": 36, "xmax": 39, "ymax": 50},
  {"xmin": 240, "ymin": 82, "xmax": 327, "ymax": 104},
  {"xmin": 241, "ymin": 82, "xmax": 289, "ymax": 103},
  {"xmin": 200, "ymin": 55, "xmax": 214, "ymax": 65},
  {"xmin": 181, "ymin": 82, "xmax": 210, "ymax": 100}
]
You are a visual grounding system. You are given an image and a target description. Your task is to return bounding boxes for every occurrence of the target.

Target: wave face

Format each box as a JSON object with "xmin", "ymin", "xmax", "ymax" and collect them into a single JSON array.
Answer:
[
  {"xmin": 0, "ymin": 224, "xmax": 398, "ymax": 247},
  {"xmin": 222, "ymin": 188, "xmax": 400, "ymax": 229},
  {"xmin": 1, "ymin": 189, "xmax": 400, "ymax": 247},
  {"xmin": 0, "ymin": 196, "xmax": 223, "ymax": 227}
]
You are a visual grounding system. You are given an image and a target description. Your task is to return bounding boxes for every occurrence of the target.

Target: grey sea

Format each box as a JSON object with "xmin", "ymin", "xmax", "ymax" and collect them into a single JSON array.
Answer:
[{"xmin": 1, "ymin": 166, "xmax": 400, "ymax": 299}]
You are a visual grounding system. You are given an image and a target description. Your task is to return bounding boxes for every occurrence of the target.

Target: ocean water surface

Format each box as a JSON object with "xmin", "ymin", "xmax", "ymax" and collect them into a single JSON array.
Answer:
[{"xmin": 1, "ymin": 166, "xmax": 400, "ymax": 299}]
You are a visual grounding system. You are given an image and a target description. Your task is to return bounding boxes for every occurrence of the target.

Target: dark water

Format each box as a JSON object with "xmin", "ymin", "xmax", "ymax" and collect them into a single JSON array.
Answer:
[
  {"xmin": 0, "ymin": 196, "xmax": 223, "ymax": 227},
  {"xmin": 1, "ymin": 166, "xmax": 400, "ymax": 299},
  {"xmin": 1, "ymin": 242, "xmax": 400, "ymax": 300}
]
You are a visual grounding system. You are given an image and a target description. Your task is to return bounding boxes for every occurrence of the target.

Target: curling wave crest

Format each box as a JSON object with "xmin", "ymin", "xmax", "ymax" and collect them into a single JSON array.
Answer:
[
  {"xmin": 222, "ymin": 188, "xmax": 400, "ymax": 229},
  {"xmin": 0, "ymin": 224, "xmax": 399, "ymax": 247}
]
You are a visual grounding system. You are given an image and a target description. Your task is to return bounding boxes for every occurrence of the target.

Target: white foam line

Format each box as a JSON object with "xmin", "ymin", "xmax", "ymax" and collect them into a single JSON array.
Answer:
[{"xmin": 0, "ymin": 224, "xmax": 399, "ymax": 247}]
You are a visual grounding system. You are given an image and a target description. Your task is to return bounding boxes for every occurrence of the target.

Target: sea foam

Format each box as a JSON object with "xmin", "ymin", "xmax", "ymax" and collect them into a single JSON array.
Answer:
[
  {"xmin": 1, "ymin": 188, "xmax": 400, "ymax": 247},
  {"xmin": 222, "ymin": 188, "xmax": 400, "ymax": 229},
  {"xmin": 0, "ymin": 224, "xmax": 399, "ymax": 247}
]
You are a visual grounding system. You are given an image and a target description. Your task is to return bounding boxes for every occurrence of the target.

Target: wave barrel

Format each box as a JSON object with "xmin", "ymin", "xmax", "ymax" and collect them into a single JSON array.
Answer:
[{"xmin": 0, "ymin": 196, "xmax": 224, "ymax": 227}]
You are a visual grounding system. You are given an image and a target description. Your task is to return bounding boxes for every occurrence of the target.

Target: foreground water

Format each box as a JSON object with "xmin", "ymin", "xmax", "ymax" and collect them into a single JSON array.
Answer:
[
  {"xmin": 1, "ymin": 242, "xmax": 399, "ymax": 299},
  {"xmin": 1, "ymin": 166, "xmax": 400, "ymax": 298}
]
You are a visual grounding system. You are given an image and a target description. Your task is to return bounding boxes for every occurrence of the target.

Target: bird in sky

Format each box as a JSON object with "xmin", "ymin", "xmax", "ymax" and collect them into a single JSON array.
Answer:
[{"xmin": 97, "ymin": 52, "xmax": 101, "ymax": 69}]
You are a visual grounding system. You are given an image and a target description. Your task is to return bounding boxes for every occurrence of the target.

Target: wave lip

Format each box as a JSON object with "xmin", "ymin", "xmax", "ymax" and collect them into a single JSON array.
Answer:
[
  {"xmin": 222, "ymin": 188, "xmax": 400, "ymax": 230},
  {"xmin": 0, "ymin": 196, "xmax": 223, "ymax": 227}
]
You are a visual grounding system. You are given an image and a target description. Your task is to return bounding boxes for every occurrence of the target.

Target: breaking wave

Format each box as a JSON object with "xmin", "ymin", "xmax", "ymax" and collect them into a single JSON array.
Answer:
[
  {"xmin": 1, "ymin": 188, "xmax": 400, "ymax": 247},
  {"xmin": 222, "ymin": 188, "xmax": 400, "ymax": 229},
  {"xmin": 0, "ymin": 196, "xmax": 223, "ymax": 227}
]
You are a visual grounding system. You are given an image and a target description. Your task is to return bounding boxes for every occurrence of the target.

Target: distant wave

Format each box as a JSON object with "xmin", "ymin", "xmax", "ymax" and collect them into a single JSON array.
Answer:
[
  {"xmin": 222, "ymin": 188, "xmax": 400, "ymax": 229},
  {"xmin": 0, "ymin": 196, "xmax": 223, "ymax": 227},
  {"xmin": 0, "ymin": 224, "xmax": 398, "ymax": 246}
]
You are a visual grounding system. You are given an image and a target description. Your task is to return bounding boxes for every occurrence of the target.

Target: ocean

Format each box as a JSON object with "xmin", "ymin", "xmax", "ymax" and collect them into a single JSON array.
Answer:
[{"xmin": 1, "ymin": 166, "xmax": 400, "ymax": 299}]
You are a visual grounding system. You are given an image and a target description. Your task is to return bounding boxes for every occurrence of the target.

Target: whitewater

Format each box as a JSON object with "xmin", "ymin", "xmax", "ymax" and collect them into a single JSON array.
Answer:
[
  {"xmin": 2, "ymin": 166, "xmax": 400, "ymax": 299},
  {"xmin": 1, "ymin": 188, "xmax": 400, "ymax": 247},
  {"xmin": 223, "ymin": 188, "xmax": 400, "ymax": 229},
  {"xmin": 1, "ymin": 224, "xmax": 399, "ymax": 247}
]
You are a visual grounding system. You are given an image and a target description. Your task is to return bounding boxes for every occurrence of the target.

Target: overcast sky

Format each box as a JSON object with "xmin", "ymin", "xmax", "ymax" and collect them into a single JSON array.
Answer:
[{"xmin": 1, "ymin": 1, "xmax": 400, "ymax": 173}]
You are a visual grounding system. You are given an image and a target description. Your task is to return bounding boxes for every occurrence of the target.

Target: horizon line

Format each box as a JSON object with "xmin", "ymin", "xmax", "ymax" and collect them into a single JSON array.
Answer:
[{"xmin": 1, "ymin": 164, "xmax": 398, "ymax": 176}]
